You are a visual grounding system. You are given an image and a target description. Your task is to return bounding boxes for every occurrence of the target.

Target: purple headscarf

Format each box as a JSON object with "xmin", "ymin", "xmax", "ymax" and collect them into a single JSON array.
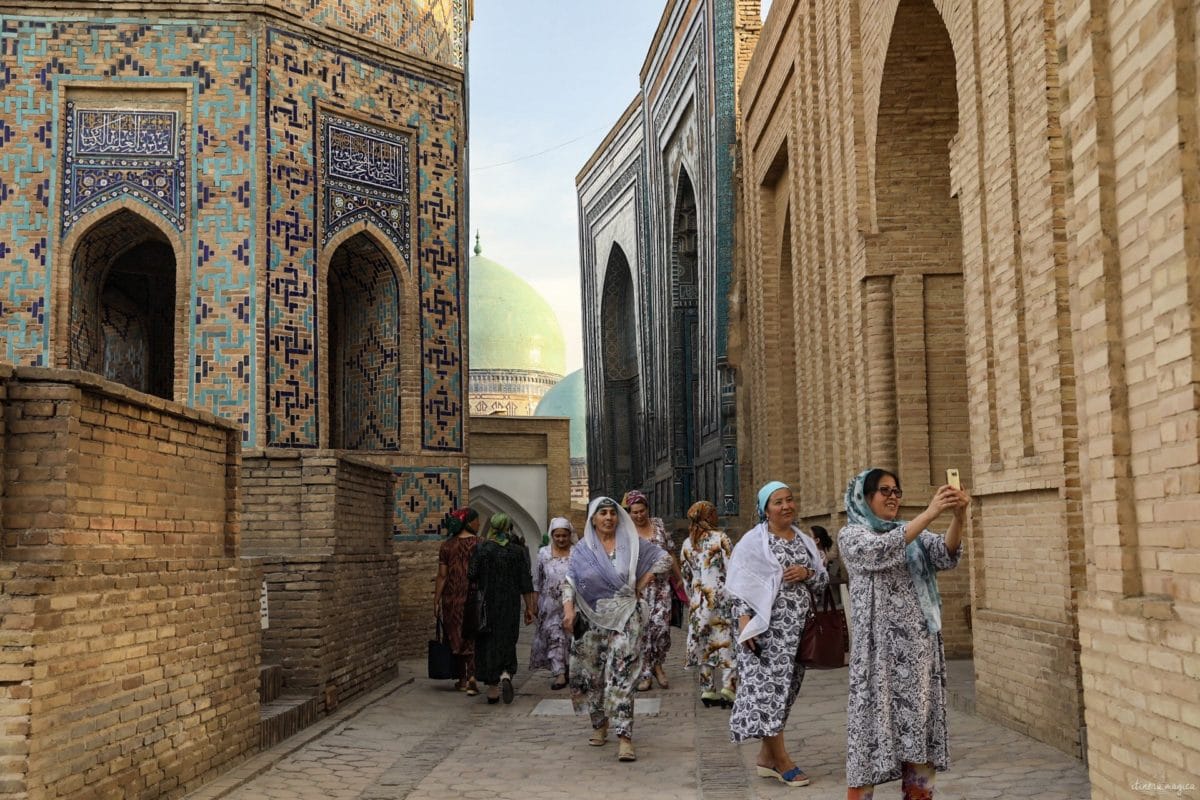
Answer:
[{"xmin": 567, "ymin": 496, "xmax": 667, "ymax": 632}]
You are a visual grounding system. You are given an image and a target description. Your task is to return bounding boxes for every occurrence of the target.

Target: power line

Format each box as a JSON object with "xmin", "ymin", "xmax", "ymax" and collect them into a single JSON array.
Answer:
[{"xmin": 470, "ymin": 126, "xmax": 609, "ymax": 172}]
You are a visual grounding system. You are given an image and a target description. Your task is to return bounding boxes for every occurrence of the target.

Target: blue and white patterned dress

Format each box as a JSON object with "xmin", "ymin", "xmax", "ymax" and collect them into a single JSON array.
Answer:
[
  {"xmin": 728, "ymin": 534, "xmax": 828, "ymax": 742},
  {"xmin": 840, "ymin": 524, "xmax": 960, "ymax": 786}
]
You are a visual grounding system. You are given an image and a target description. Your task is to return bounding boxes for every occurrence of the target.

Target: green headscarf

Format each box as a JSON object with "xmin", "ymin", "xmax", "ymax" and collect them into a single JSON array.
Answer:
[{"xmin": 486, "ymin": 513, "xmax": 513, "ymax": 547}]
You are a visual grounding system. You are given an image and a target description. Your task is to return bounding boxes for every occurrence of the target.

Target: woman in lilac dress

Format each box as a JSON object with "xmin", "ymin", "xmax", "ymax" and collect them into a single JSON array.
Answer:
[{"xmin": 529, "ymin": 517, "xmax": 575, "ymax": 689}]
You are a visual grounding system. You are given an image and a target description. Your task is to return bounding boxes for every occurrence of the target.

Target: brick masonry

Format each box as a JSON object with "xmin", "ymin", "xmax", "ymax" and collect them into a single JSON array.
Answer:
[
  {"xmin": 0, "ymin": 367, "xmax": 259, "ymax": 799},
  {"xmin": 735, "ymin": 0, "xmax": 1200, "ymax": 789},
  {"xmin": 241, "ymin": 451, "xmax": 400, "ymax": 700}
]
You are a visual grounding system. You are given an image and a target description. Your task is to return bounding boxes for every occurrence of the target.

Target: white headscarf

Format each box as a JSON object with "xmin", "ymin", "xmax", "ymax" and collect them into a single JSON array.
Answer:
[{"xmin": 726, "ymin": 522, "xmax": 827, "ymax": 643}]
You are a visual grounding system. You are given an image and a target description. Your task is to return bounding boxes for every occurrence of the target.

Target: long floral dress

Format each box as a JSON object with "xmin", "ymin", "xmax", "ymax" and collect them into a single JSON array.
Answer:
[
  {"xmin": 437, "ymin": 535, "xmax": 479, "ymax": 674},
  {"xmin": 637, "ymin": 517, "xmax": 674, "ymax": 684},
  {"xmin": 529, "ymin": 545, "xmax": 571, "ymax": 675},
  {"xmin": 679, "ymin": 529, "xmax": 736, "ymax": 693},
  {"xmin": 728, "ymin": 534, "xmax": 827, "ymax": 742},
  {"xmin": 469, "ymin": 538, "xmax": 534, "ymax": 685},
  {"xmin": 839, "ymin": 524, "xmax": 960, "ymax": 787}
]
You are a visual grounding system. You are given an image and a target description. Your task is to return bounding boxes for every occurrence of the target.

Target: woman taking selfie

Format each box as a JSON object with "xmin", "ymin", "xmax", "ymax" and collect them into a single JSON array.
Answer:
[{"xmin": 840, "ymin": 468, "xmax": 970, "ymax": 799}]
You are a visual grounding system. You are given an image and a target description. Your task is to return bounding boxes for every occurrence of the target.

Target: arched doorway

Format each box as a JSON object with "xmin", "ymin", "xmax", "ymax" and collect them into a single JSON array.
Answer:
[
  {"xmin": 599, "ymin": 244, "xmax": 641, "ymax": 497},
  {"xmin": 469, "ymin": 483, "xmax": 543, "ymax": 573},
  {"xmin": 68, "ymin": 209, "xmax": 177, "ymax": 400},
  {"xmin": 874, "ymin": 0, "xmax": 970, "ymax": 651},
  {"xmin": 669, "ymin": 170, "xmax": 700, "ymax": 516},
  {"xmin": 325, "ymin": 231, "xmax": 401, "ymax": 450}
]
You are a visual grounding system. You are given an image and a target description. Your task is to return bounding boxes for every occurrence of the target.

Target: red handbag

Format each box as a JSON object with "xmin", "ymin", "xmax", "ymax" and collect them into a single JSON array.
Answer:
[{"xmin": 799, "ymin": 585, "xmax": 847, "ymax": 669}]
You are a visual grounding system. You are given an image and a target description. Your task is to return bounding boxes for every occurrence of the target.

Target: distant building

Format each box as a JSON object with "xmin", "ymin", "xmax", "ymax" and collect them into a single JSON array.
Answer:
[
  {"xmin": 576, "ymin": 0, "xmax": 761, "ymax": 521},
  {"xmin": 534, "ymin": 369, "xmax": 589, "ymax": 507},
  {"xmin": 468, "ymin": 235, "xmax": 565, "ymax": 416}
]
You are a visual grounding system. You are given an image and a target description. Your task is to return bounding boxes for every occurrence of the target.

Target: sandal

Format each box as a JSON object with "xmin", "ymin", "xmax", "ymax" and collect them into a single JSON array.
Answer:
[
  {"xmin": 588, "ymin": 725, "xmax": 608, "ymax": 746},
  {"xmin": 700, "ymin": 690, "xmax": 722, "ymax": 707},
  {"xmin": 465, "ymin": 681, "xmax": 479, "ymax": 697},
  {"xmin": 653, "ymin": 666, "xmax": 670, "ymax": 689},
  {"xmin": 617, "ymin": 739, "xmax": 636, "ymax": 762},
  {"xmin": 761, "ymin": 766, "xmax": 809, "ymax": 787},
  {"xmin": 719, "ymin": 687, "xmax": 736, "ymax": 707},
  {"xmin": 550, "ymin": 676, "xmax": 568, "ymax": 690},
  {"xmin": 636, "ymin": 677, "xmax": 652, "ymax": 692}
]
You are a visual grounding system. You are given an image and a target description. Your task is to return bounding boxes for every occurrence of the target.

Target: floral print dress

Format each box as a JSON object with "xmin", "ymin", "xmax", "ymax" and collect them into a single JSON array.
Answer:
[
  {"xmin": 637, "ymin": 517, "xmax": 674, "ymax": 684},
  {"xmin": 728, "ymin": 534, "xmax": 827, "ymax": 742},
  {"xmin": 529, "ymin": 545, "xmax": 571, "ymax": 675},
  {"xmin": 679, "ymin": 529, "xmax": 736, "ymax": 692},
  {"xmin": 839, "ymin": 524, "xmax": 960, "ymax": 787}
]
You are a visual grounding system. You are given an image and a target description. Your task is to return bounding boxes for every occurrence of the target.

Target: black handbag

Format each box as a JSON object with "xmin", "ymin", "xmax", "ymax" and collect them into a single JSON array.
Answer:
[
  {"xmin": 571, "ymin": 610, "xmax": 590, "ymax": 641},
  {"xmin": 427, "ymin": 618, "xmax": 455, "ymax": 680},
  {"xmin": 472, "ymin": 586, "xmax": 490, "ymax": 637}
]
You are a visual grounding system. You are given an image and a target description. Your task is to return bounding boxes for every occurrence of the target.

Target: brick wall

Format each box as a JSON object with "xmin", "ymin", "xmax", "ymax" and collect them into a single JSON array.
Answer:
[
  {"xmin": 242, "ymin": 451, "xmax": 399, "ymax": 704},
  {"xmin": 1056, "ymin": 0, "xmax": 1200, "ymax": 792},
  {"xmin": 0, "ymin": 367, "xmax": 258, "ymax": 799},
  {"xmin": 737, "ymin": 0, "xmax": 1086, "ymax": 753}
]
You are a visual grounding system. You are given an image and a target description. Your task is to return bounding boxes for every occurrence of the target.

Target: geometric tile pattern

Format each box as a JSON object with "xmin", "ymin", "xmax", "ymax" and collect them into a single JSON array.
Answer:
[
  {"xmin": 321, "ymin": 112, "xmax": 412, "ymax": 267},
  {"xmin": 61, "ymin": 104, "xmax": 187, "ymax": 233},
  {"xmin": 0, "ymin": 18, "xmax": 257, "ymax": 444},
  {"xmin": 274, "ymin": 0, "xmax": 467, "ymax": 68},
  {"xmin": 392, "ymin": 466, "xmax": 462, "ymax": 540},
  {"xmin": 328, "ymin": 233, "xmax": 400, "ymax": 450},
  {"xmin": 266, "ymin": 27, "xmax": 463, "ymax": 451}
]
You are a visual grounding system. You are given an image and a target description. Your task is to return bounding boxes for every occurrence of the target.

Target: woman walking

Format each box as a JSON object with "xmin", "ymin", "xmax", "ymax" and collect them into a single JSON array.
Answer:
[
  {"xmin": 622, "ymin": 490, "xmax": 678, "ymax": 691},
  {"xmin": 433, "ymin": 507, "xmax": 481, "ymax": 695},
  {"xmin": 530, "ymin": 517, "xmax": 575, "ymax": 690},
  {"xmin": 563, "ymin": 497, "xmax": 672, "ymax": 762},
  {"xmin": 679, "ymin": 500, "xmax": 737, "ymax": 708},
  {"xmin": 841, "ymin": 469, "xmax": 969, "ymax": 799},
  {"xmin": 727, "ymin": 481, "xmax": 828, "ymax": 788},
  {"xmin": 469, "ymin": 513, "xmax": 536, "ymax": 704}
]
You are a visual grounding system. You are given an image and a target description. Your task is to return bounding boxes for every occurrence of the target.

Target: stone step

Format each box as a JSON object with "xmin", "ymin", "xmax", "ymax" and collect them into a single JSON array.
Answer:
[
  {"xmin": 259, "ymin": 664, "xmax": 284, "ymax": 704},
  {"xmin": 259, "ymin": 693, "xmax": 321, "ymax": 751}
]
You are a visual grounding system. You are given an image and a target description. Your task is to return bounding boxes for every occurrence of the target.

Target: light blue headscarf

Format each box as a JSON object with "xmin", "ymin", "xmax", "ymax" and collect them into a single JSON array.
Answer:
[
  {"xmin": 844, "ymin": 469, "xmax": 943, "ymax": 634},
  {"xmin": 756, "ymin": 480, "xmax": 789, "ymax": 520}
]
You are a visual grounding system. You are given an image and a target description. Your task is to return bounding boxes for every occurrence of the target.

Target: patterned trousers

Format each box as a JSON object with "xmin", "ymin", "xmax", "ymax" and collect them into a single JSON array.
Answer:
[
  {"xmin": 847, "ymin": 762, "xmax": 936, "ymax": 800},
  {"xmin": 569, "ymin": 613, "xmax": 644, "ymax": 739}
]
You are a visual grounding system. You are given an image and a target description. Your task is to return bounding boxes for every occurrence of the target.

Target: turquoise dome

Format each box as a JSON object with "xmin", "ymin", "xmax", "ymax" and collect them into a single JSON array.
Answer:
[
  {"xmin": 535, "ymin": 369, "xmax": 587, "ymax": 458},
  {"xmin": 469, "ymin": 236, "xmax": 566, "ymax": 374}
]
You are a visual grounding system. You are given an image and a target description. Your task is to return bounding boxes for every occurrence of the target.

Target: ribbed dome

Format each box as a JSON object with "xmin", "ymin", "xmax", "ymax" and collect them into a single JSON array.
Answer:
[
  {"xmin": 534, "ymin": 369, "xmax": 587, "ymax": 458},
  {"xmin": 469, "ymin": 236, "xmax": 566, "ymax": 375}
]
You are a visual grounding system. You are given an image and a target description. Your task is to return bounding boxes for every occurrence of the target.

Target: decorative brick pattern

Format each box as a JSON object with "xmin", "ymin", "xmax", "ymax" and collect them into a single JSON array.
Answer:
[
  {"xmin": 265, "ymin": 26, "xmax": 463, "ymax": 451},
  {"xmin": 0, "ymin": 17, "xmax": 258, "ymax": 440},
  {"xmin": 392, "ymin": 466, "xmax": 461, "ymax": 539},
  {"xmin": 272, "ymin": 0, "xmax": 466, "ymax": 68}
]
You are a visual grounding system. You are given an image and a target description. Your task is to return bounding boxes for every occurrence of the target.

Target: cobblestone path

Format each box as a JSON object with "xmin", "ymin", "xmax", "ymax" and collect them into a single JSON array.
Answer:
[{"xmin": 187, "ymin": 630, "xmax": 1090, "ymax": 800}]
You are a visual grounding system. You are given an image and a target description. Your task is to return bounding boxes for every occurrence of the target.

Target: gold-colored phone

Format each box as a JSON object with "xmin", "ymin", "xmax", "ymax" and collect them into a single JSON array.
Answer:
[{"xmin": 946, "ymin": 468, "xmax": 961, "ymax": 490}]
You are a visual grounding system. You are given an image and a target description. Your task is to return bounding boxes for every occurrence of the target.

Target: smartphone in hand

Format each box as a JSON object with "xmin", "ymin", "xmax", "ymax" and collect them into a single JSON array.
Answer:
[{"xmin": 946, "ymin": 468, "xmax": 961, "ymax": 490}]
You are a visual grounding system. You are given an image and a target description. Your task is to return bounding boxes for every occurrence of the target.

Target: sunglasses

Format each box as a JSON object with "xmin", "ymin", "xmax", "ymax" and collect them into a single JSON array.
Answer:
[{"xmin": 874, "ymin": 486, "xmax": 903, "ymax": 499}]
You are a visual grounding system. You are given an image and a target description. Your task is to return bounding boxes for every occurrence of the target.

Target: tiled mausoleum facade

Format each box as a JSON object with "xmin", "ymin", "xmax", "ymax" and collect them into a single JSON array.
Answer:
[{"xmin": 0, "ymin": 1, "xmax": 470, "ymax": 539}]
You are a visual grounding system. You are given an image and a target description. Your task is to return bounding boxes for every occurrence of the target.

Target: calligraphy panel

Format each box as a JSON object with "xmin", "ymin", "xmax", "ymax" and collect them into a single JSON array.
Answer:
[
  {"xmin": 61, "ymin": 103, "xmax": 187, "ymax": 233},
  {"xmin": 321, "ymin": 114, "xmax": 413, "ymax": 269}
]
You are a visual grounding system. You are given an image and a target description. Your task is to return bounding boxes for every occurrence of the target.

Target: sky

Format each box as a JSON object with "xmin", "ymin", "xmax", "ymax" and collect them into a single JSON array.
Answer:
[
  {"xmin": 466, "ymin": 2, "xmax": 773, "ymax": 374},
  {"xmin": 466, "ymin": 1, "xmax": 666, "ymax": 374}
]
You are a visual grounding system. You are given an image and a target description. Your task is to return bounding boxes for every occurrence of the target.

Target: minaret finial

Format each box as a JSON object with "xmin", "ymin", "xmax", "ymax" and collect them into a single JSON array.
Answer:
[{"xmin": 474, "ymin": 230, "xmax": 482, "ymax": 256}]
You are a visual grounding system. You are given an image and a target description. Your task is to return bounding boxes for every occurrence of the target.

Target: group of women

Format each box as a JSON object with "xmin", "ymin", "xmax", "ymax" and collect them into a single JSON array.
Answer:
[{"xmin": 432, "ymin": 466, "xmax": 970, "ymax": 798}]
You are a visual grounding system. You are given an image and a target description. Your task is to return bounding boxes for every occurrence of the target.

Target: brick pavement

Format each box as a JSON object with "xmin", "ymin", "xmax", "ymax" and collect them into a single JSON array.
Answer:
[{"xmin": 186, "ymin": 630, "xmax": 1092, "ymax": 800}]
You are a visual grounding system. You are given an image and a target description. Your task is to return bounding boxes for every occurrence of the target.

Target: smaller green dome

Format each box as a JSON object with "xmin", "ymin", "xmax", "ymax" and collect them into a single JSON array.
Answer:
[
  {"xmin": 534, "ymin": 369, "xmax": 587, "ymax": 458},
  {"xmin": 469, "ymin": 236, "xmax": 566, "ymax": 375}
]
